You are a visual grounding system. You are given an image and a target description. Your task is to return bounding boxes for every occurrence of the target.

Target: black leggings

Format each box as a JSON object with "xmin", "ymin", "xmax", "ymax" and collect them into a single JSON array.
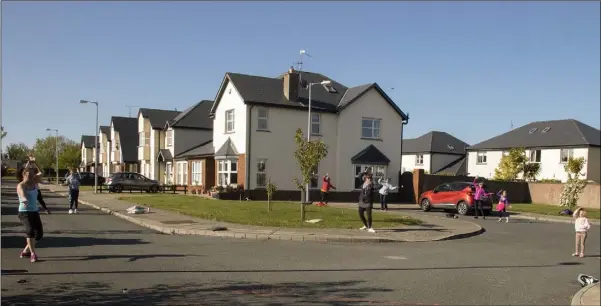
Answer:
[
  {"xmin": 18, "ymin": 212, "xmax": 44, "ymax": 241},
  {"xmin": 37, "ymin": 190, "xmax": 48, "ymax": 211},
  {"xmin": 69, "ymin": 189, "xmax": 79, "ymax": 210},
  {"xmin": 474, "ymin": 200, "xmax": 485, "ymax": 217},
  {"xmin": 320, "ymin": 192, "xmax": 329, "ymax": 204},
  {"xmin": 358, "ymin": 206, "xmax": 373, "ymax": 228},
  {"xmin": 380, "ymin": 194, "xmax": 388, "ymax": 210}
]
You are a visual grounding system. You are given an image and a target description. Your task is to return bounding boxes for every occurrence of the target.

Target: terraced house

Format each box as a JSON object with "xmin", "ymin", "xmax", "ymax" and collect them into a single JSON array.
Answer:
[
  {"xmin": 98, "ymin": 125, "xmax": 112, "ymax": 177},
  {"xmin": 137, "ymin": 108, "xmax": 181, "ymax": 181},
  {"xmin": 209, "ymin": 67, "xmax": 409, "ymax": 199},
  {"xmin": 79, "ymin": 135, "xmax": 96, "ymax": 173},
  {"xmin": 110, "ymin": 116, "xmax": 139, "ymax": 173}
]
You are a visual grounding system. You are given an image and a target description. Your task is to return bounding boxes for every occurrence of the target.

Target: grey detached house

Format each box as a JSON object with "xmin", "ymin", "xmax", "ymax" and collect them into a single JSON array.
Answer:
[
  {"xmin": 401, "ymin": 131, "xmax": 470, "ymax": 175},
  {"xmin": 467, "ymin": 119, "xmax": 601, "ymax": 182}
]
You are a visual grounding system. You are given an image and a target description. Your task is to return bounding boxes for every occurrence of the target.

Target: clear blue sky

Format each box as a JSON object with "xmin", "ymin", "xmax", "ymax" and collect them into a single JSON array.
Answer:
[{"xmin": 2, "ymin": 1, "xmax": 599, "ymax": 148}]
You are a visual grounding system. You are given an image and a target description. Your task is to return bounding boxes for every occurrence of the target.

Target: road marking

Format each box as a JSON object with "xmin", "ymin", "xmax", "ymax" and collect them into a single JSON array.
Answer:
[{"xmin": 384, "ymin": 255, "xmax": 408, "ymax": 260}]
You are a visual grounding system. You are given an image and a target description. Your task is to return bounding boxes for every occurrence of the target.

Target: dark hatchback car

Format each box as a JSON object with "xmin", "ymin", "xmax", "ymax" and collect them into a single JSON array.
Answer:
[
  {"xmin": 418, "ymin": 181, "xmax": 493, "ymax": 216},
  {"xmin": 64, "ymin": 172, "xmax": 106, "ymax": 186},
  {"xmin": 106, "ymin": 172, "xmax": 160, "ymax": 193}
]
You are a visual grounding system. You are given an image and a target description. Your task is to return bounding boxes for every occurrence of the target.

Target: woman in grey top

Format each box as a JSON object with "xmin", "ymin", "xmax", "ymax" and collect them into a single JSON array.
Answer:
[{"xmin": 358, "ymin": 174, "xmax": 376, "ymax": 233}]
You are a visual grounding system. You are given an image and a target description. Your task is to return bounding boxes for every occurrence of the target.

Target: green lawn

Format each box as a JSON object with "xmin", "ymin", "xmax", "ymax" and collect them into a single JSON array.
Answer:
[
  {"xmin": 120, "ymin": 194, "xmax": 423, "ymax": 229},
  {"xmin": 510, "ymin": 203, "xmax": 600, "ymax": 219}
]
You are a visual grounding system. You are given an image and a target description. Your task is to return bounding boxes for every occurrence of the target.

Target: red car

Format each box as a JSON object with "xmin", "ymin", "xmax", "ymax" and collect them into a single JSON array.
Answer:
[{"xmin": 418, "ymin": 181, "xmax": 493, "ymax": 216}]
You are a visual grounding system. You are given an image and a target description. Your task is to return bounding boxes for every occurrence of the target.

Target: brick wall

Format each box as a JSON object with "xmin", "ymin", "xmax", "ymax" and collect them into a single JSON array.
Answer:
[{"xmin": 237, "ymin": 154, "xmax": 245, "ymax": 187}]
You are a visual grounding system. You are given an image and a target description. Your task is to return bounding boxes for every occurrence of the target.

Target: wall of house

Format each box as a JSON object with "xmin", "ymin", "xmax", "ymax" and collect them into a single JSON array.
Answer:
[
  {"xmin": 137, "ymin": 116, "xmax": 151, "ymax": 162},
  {"xmin": 148, "ymin": 128, "xmax": 163, "ymax": 180},
  {"xmin": 104, "ymin": 137, "xmax": 112, "ymax": 177},
  {"xmin": 213, "ymin": 81, "xmax": 247, "ymax": 156},
  {"xmin": 466, "ymin": 150, "xmax": 503, "ymax": 178},
  {"xmin": 110, "ymin": 126, "xmax": 121, "ymax": 164},
  {"xmin": 248, "ymin": 106, "xmax": 338, "ymax": 190},
  {"xmin": 401, "ymin": 153, "xmax": 431, "ymax": 173},
  {"xmin": 587, "ymin": 147, "xmax": 600, "ymax": 183},
  {"xmin": 336, "ymin": 88, "xmax": 403, "ymax": 191}
]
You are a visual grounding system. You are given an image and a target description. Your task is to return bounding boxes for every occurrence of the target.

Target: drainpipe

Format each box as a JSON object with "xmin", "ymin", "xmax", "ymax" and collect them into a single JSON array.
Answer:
[{"xmin": 245, "ymin": 104, "xmax": 254, "ymax": 199}]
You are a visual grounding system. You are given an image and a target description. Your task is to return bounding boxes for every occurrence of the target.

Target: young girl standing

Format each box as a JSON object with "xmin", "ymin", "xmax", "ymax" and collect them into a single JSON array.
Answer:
[
  {"xmin": 573, "ymin": 207, "xmax": 591, "ymax": 258},
  {"xmin": 496, "ymin": 190, "xmax": 511, "ymax": 223}
]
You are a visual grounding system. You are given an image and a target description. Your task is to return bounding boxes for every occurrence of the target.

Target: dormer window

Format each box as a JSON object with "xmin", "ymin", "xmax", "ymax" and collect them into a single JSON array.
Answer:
[
  {"xmin": 447, "ymin": 145, "xmax": 455, "ymax": 150},
  {"xmin": 323, "ymin": 83, "xmax": 337, "ymax": 93},
  {"xmin": 529, "ymin": 128, "xmax": 538, "ymax": 134}
]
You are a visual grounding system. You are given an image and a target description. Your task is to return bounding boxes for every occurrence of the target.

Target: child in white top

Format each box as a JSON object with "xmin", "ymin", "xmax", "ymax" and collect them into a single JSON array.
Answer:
[{"xmin": 573, "ymin": 207, "xmax": 591, "ymax": 258}]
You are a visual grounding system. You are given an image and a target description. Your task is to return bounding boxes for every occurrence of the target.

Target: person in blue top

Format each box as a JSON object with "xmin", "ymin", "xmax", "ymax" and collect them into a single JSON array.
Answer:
[
  {"xmin": 17, "ymin": 161, "xmax": 45, "ymax": 263},
  {"xmin": 65, "ymin": 168, "xmax": 81, "ymax": 214}
]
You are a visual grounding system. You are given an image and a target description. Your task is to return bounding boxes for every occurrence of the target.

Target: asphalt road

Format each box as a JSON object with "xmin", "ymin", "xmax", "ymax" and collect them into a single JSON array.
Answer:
[{"xmin": 2, "ymin": 181, "xmax": 599, "ymax": 305}]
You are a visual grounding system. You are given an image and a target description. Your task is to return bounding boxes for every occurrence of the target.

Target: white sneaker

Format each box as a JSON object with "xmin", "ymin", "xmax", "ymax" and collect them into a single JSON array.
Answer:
[
  {"xmin": 68, "ymin": 209, "xmax": 73, "ymax": 214},
  {"xmin": 360, "ymin": 226, "xmax": 367, "ymax": 231},
  {"xmin": 505, "ymin": 218, "xmax": 509, "ymax": 223},
  {"xmin": 497, "ymin": 218, "xmax": 502, "ymax": 222},
  {"xmin": 73, "ymin": 209, "xmax": 78, "ymax": 214},
  {"xmin": 368, "ymin": 228, "xmax": 376, "ymax": 233}
]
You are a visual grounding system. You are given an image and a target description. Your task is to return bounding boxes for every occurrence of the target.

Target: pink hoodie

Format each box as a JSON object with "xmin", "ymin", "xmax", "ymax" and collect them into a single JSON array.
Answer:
[{"xmin": 473, "ymin": 178, "xmax": 488, "ymax": 200}]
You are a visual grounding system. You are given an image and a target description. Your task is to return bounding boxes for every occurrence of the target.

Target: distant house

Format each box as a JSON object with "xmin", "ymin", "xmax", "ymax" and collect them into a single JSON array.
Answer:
[
  {"xmin": 467, "ymin": 119, "xmax": 601, "ymax": 182},
  {"xmin": 79, "ymin": 135, "xmax": 96, "ymax": 173},
  {"xmin": 98, "ymin": 126, "xmax": 112, "ymax": 177},
  {"xmin": 402, "ymin": 131, "xmax": 469, "ymax": 175},
  {"xmin": 110, "ymin": 116, "xmax": 139, "ymax": 173},
  {"xmin": 137, "ymin": 108, "xmax": 181, "ymax": 181}
]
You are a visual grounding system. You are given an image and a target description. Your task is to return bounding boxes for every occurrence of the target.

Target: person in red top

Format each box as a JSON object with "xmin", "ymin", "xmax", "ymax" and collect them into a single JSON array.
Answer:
[{"xmin": 318, "ymin": 174, "xmax": 336, "ymax": 206}]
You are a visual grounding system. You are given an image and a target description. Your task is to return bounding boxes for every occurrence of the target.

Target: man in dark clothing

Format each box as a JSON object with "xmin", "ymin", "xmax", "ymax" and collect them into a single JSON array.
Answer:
[{"xmin": 358, "ymin": 174, "xmax": 376, "ymax": 233}]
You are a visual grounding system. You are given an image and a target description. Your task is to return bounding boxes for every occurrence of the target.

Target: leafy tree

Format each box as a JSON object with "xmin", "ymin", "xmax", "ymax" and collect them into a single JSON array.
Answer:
[
  {"xmin": 559, "ymin": 157, "xmax": 587, "ymax": 210},
  {"xmin": 1, "ymin": 126, "xmax": 6, "ymax": 139},
  {"xmin": 493, "ymin": 148, "xmax": 526, "ymax": 181},
  {"xmin": 5, "ymin": 143, "xmax": 30, "ymax": 161},
  {"xmin": 59, "ymin": 141, "xmax": 82, "ymax": 170},
  {"xmin": 523, "ymin": 163, "xmax": 541, "ymax": 182},
  {"xmin": 292, "ymin": 128, "xmax": 328, "ymax": 221},
  {"xmin": 32, "ymin": 135, "xmax": 79, "ymax": 173},
  {"xmin": 265, "ymin": 177, "xmax": 278, "ymax": 212}
]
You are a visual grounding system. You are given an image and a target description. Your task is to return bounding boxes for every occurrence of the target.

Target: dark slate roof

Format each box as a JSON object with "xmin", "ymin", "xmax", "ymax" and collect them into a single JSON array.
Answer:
[
  {"xmin": 81, "ymin": 135, "xmax": 96, "ymax": 148},
  {"xmin": 111, "ymin": 117, "xmax": 138, "ymax": 163},
  {"xmin": 99, "ymin": 126, "xmax": 111, "ymax": 136},
  {"xmin": 215, "ymin": 138, "xmax": 238, "ymax": 157},
  {"xmin": 175, "ymin": 140, "xmax": 214, "ymax": 159},
  {"xmin": 209, "ymin": 70, "xmax": 408, "ymax": 120},
  {"xmin": 168, "ymin": 100, "xmax": 213, "ymax": 129},
  {"xmin": 350, "ymin": 145, "xmax": 391, "ymax": 165},
  {"xmin": 139, "ymin": 108, "xmax": 181, "ymax": 129},
  {"xmin": 433, "ymin": 156, "xmax": 468, "ymax": 176},
  {"xmin": 468, "ymin": 119, "xmax": 601, "ymax": 150},
  {"xmin": 403, "ymin": 131, "xmax": 470, "ymax": 155},
  {"xmin": 157, "ymin": 149, "xmax": 173, "ymax": 162}
]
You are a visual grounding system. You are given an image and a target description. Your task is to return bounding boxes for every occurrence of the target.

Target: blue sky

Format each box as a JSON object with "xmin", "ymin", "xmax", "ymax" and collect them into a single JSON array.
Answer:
[{"xmin": 2, "ymin": 1, "xmax": 599, "ymax": 148}]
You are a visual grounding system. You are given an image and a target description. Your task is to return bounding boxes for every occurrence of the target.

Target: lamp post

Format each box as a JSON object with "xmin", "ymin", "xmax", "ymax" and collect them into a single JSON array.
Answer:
[
  {"xmin": 45, "ymin": 128, "xmax": 59, "ymax": 185},
  {"xmin": 305, "ymin": 80, "xmax": 331, "ymax": 203},
  {"xmin": 80, "ymin": 100, "xmax": 99, "ymax": 193}
]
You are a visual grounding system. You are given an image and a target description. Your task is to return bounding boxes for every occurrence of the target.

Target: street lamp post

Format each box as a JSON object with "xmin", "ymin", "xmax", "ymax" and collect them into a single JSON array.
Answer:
[
  {"xmin": 80, "ymin": 100, "xmax": 99, "ymax": 193},
  {"xmin": 45, "ymin": 128, "xmax": 59, "ymax": 185},
  {"xmin": 305, "ymin": 80, "xmax": 331, "ymax": 203}
]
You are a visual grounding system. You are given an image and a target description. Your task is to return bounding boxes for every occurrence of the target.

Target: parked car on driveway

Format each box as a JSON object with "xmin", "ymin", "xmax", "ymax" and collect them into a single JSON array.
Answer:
[
  {"xmin": 418, "ymin": 181, "xmax": 493, "ymax": 216},
  {"xmin": 106, "ymin": 172, "xmax": 160, "ymax": 193}
]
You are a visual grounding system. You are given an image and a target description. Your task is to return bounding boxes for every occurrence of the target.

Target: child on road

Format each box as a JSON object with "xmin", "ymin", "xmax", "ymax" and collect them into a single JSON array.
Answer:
[
  {"xmin": 496, "ymin": 189, "xmax": 511, "ymax": 223},
  {"xmin": 573, "ymin": 207, "xmax": 591, "ymax": 258},
  {"xmin": 378, "ymin": 178, "xmax": 398, "ymax": 211},
  {"xmin": 66, "ymin": 169, "xmax": 81, "ymax": 214}
]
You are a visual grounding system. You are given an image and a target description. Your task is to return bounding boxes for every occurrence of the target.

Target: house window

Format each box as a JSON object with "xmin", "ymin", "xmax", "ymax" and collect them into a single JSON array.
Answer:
[
  {"xmin": 176, "ymin": 161, "xmax": 188, "ymax": 185},
  {"xmin": 191, "ymin": 161, "xmax": 202, "ymax": 185},
  {"xmin": 361, "ymin": 118, "xmax": 381, "ymax": 139},
  {"xmin": 560, "ymin": 149, "xmax": 573, "ymax": 163},
  {"xmin": 311, "ymin": 113, "xmax": 321, "ymax": 135},
  {"xmin": 353, "ymin": 164, "xmax": 387, "ymax": 189},
  {"xmin": 166, "ymin": 130, "xmax": 173, "ymax": 147},
  {"xmin": 257, "ymin": 108, "xmax": 269, "ymax": 131},
  {"xmin": 217, "ymin": 160, "xmax": 238, "ymax": 186},
  {"xmin": 139, "ymin": 132, "xmax": 150, "ymax": 146},
  {"xmin": 112, "ymin": 141, "xmax": 120, "ymax": 152},
  {"xmin": 476, "ymin": 152, "xmax": 487, "ymax": 164},
  {"xmin": 256, "ymin": 159, "xmax": 267, "ymax": 188},
  {"xmin": 528, "ymin": 149, "xmax": 541, "ymax": 163},
  {"xmin": 310, "ymin": 163, "xmax": 319, "ymax": 189},
  {"xmin": 225, "ymin": 109, "xmax": 235, "ymax": 133},
  {"xmin": 416, "ymin": 154, "xmax": 424, "ymax": 165}
]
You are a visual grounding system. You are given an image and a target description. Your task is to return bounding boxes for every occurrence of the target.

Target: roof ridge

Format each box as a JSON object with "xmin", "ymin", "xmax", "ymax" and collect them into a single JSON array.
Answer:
[{"xmin": 171, "ymin": 101, "xmax": 202, "ymax": 126}]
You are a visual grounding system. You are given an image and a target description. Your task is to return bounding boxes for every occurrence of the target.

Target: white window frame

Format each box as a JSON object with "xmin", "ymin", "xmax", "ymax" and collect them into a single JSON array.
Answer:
[
  {"xmin": 217, "ymin": 159, "xmax": 238, "ymax": 187},
  {"xmin": 139, "ymin": 131, "xmax": 150, "ymax": 146},
  {"xmin": 528, "ymin": 149, "xmax": 541, "ymax": 163},
  {"xmin": 165, "ymin": 162, "xmax": 173, "ymax": 184},
  {"xmin": 256, "ymin": 159, "xmax": 267, "ymax": 188},
  {"xmin": 361, "ymin": 118, "xmax": 381, "ymax": 139},
  {"xmin": 166, "ymin": 130, "xmax": 173, "ymax": 147},
  {"xmin": 416, "ymin": 154, "xmax": 424, "ymax": 166},
  {"xmin": 225, "ymin": 109, "xmax": 235, "ymax": 133},
  {"xmin": 191, "ymin": 161, "xmax": 202, "ymax": 185},
  {"xmin": 353, "ymin": 164, "xmax": 387, "ymax": 189},
  {"xmin": 560, "ymin": 148, "xmax": 574, "ymax": 164},
  {"xmin": 311, "ymin": 113, "xmax": 321, "ymax": 135},
  {"xmin": 257, "ymin": 107, "xmax": 269, "ymax": 131},
  {"xmin": 176, "ymin": 161, "xmax": 188, "ymax": 185},
  {"xmin": 476, "ymin": 151, "xmax": 487, "ymax": 164}
]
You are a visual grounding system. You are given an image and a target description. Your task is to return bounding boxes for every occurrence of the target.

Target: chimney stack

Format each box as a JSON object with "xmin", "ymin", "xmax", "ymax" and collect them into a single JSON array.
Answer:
[{"xmin": 283, "ymin": 66, "xmax": 299, "ymax": 102}]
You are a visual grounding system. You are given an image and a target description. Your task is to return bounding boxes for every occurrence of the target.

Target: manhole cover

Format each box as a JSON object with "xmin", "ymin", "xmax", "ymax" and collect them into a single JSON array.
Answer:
[{"xmin": 160, "ymin": 220, "xmax": 197, "ymax": 225}]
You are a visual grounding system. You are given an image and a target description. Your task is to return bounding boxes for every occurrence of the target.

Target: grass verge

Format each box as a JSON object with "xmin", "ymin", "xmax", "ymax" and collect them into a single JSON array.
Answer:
[
  {"xmin": 120, "ymin": 194, "xmax": 423, "ymax": 229},
  {"xmin": 510, "ymin": 203, "xmax": 600, "ymax": 220}
]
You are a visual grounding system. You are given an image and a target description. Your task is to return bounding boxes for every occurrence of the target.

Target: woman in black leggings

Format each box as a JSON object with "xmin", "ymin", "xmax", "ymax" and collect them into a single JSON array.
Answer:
[
  {"xmin": 358, "ymin": 174, "xmax": 376, "ymax": 233},
  {"xmin": 19, "ymin": 165, "xmax": 50, "ymax": 214}
]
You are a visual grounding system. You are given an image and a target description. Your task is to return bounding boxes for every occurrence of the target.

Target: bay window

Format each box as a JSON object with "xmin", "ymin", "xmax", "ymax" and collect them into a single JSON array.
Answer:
[
  {"xmin": 217, "ymin": 159, "xmax": 238, "ymax": 186},
  {"xmin": 176, "ymin": 161, "xmax": 188, "ymax": 185}
]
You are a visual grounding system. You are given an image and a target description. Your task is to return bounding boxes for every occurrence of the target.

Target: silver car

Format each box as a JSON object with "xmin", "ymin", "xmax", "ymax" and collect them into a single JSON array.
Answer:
[{"xmin": 106, "ymin": 172, "xmax": 160, "ymax": 193}]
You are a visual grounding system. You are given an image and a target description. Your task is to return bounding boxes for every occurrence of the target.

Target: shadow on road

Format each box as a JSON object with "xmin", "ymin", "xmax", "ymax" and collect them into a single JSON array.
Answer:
[
  {"xmin": 1, "ymin": 235, "xmax": 150, "ymax": 249},
  {"xmin": 43, "ymin": 254, "xmax": 202, "ymax": 262},
  {"xmin": 0, "ymin": 280, "xmax": 400, "ymax": 305}
]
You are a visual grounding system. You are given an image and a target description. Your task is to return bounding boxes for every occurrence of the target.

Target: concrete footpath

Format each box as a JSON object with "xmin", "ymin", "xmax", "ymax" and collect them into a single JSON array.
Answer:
[
  {"xmin": 572, "ymin": 283, "xmax": 600, "ymax": 306},
  {"xmin": 44, "ymin": 185, "xmax": 483, "ymax": 243}
]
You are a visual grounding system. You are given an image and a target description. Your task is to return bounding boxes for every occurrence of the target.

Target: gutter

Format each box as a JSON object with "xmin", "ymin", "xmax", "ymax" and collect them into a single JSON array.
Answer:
[{"xmin": 245, "ymin": 104, "xmax": 254, "ymax": 198}]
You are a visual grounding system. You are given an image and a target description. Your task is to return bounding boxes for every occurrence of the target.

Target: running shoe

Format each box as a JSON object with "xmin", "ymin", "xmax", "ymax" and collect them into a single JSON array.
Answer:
[
  {"xmin": 20, "ymin": 251, "xmax": 31, "ymax": 258},
  {"xmin": 30, "ymin": 253, "xmax": 38, "ymax": 263}
]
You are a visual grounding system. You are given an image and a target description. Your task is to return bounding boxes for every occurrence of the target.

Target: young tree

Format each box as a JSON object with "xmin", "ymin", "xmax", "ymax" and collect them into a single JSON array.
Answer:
[
  {"xmin": 32, "ymin": 135, "xmax": 79, "ymax": 173},
  {"xmin": 265, "ymin": 177, "xmax": 278, "ymax": 212},
  {"xmin": 59, "ymin": 141, "xmax": 82, "ymax": 170},
  {"xmin": 523, "ymin": 163, "xmax": 541, "ymax": 182},
  {"xmin": 292, "ymin": 128, "xmax": 328, "ymax": 221},
  {"xmin": 5, "ymin": 143, "xmax": 30, "ymax": 161},
  {"xmin": 1, "ymin": 126, "xmax": 6, "ymax": 139},
  {"xmin": 493, "ymin": 148, "xmax": 526, "ymax": 181},
  {"xmin": 559, "ymin": 157, "xmax": 587, "ymax": 210}
]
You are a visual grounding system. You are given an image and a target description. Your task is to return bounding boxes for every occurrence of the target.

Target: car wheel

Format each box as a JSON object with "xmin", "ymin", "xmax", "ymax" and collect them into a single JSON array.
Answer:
[
  {"xmin": 457, "ymin": 201, "xmax": 469, "ymax": 215},
  {"xmin": 114, "ymin": 184, "xmax": 123, "ymax": 193},
  {"xmin": 420, "ymin": 199, "xmax": 431, "ymax": 212}
]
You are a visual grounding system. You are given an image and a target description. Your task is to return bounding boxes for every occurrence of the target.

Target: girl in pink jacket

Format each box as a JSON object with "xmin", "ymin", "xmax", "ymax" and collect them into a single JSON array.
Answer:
[{"xmin": 573, "ymin": 208, "xmax": 591, "ymax": 258}]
